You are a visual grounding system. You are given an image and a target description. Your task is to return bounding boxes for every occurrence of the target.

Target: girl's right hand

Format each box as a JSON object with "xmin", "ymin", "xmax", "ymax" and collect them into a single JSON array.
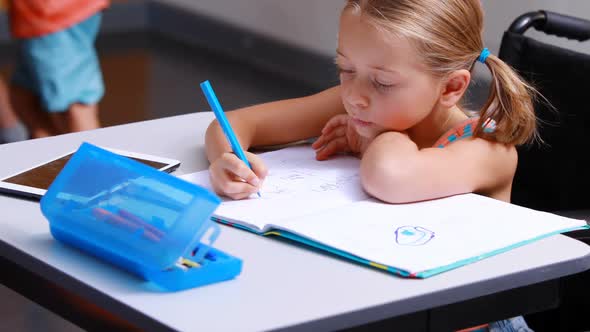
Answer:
[
  {"xmin": 312, "ymin": 114, "xmax": 372, "ymax": 160},
  {"xmin": 208, "ymin": 151, "xmax": 268, "ymax": 200}
]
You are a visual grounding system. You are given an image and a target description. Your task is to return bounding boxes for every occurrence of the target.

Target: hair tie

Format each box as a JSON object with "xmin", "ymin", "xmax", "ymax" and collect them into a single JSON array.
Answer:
[{"xmin": 478, "ymin": 48, "xmax": 490, "ymax": 63}]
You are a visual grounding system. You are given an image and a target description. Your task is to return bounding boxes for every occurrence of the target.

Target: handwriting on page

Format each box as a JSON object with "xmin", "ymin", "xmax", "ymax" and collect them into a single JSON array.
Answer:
[
  {"xmin": 254, "ymin": 147, "xmax": 368, "ymax": 202},
  {"xmin": 179, "ymin": 146, "xmax": 369, "ymax": 230},
  {"xmin": 260, "ymin": 168, "xmax": 361, "ymax": 199}
]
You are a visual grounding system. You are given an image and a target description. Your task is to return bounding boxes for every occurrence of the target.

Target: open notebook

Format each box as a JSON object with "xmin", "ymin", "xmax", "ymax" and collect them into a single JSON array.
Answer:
[{"xmin": 181, "ymin": 146, "xmax": 588, "ymax": 278}]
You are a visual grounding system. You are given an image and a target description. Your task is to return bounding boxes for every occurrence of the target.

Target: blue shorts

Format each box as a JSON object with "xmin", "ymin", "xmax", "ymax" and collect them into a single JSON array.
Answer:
[{"xmin": 12, "ymin": 13, "xmax": 104, "ymax": 113}]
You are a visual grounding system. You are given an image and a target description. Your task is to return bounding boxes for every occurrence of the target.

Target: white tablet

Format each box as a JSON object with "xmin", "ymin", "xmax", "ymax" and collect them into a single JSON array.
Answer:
[{"xmin": 0, "ymin": 147, "xmax": 181, "ymax": 200}]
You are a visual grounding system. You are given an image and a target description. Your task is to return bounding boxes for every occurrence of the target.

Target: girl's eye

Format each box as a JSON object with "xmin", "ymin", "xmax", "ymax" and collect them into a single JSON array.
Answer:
[
  {"xmin": 338, "ymin": 68, "xmax": 355, "ymax": 74},
  {"xmin": 337, "ymin": 67, "xmax": 355, "ymax": 81},
  {"xmin": 373, "ymin": 80, "xmax": 393, "ymax": 91}
]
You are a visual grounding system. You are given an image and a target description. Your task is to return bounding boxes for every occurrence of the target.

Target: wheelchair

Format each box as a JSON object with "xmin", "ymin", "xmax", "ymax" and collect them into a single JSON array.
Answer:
[{"xmin": 498, "ymin": 10, "xmax": 590, "ymax": 332}]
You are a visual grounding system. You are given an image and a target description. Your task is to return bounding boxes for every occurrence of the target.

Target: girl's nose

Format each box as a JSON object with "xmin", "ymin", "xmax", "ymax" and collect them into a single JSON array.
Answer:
[{"xmin": 344, "ymin": 79, "xmax": 369, "ymax": 109}]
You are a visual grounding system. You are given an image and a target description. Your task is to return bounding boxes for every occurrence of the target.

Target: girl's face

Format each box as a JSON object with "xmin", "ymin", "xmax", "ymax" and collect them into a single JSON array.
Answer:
[{"xmin": 337, "ymin": 10, "xmax": 443, "ymax": 138}]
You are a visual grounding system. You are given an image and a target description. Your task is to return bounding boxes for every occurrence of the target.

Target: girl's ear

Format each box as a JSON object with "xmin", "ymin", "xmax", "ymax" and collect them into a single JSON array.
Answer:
[{"xmin": 439, "ymin": 69, "xmax": 471, "ymax": 107}]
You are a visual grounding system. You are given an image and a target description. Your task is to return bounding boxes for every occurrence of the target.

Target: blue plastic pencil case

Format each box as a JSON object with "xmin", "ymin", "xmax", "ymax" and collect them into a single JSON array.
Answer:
[{"xmin": 40, "ymin": 142, "xmax": 242, "ymax": 291}]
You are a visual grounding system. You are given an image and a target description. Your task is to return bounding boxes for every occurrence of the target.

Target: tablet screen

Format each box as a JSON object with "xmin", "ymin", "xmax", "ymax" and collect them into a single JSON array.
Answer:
[
  {"xmin": 2, "ymin": 153, "xmax": 170, "ymax": 191},
  {"xmin": 0, "ymin": 149, "xmax": 180, "ymax": 199}
]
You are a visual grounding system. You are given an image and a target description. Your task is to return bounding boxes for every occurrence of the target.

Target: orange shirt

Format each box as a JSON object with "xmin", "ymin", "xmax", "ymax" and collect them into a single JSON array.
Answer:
[{"xmin": 9, "ymin": 0, "xmax": 109, "ymax": 38}]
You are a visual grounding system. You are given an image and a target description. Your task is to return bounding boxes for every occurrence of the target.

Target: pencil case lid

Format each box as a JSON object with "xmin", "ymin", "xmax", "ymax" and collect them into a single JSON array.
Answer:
[{"xmin": 40, "ymin": 142, "xmax": 222, "ymax": 272}]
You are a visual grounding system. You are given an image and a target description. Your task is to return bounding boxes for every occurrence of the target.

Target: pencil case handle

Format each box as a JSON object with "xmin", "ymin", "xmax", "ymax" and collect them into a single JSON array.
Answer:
[{"xmin": 192, "ymin": 222, "xmax": 221, "ymax": 263}]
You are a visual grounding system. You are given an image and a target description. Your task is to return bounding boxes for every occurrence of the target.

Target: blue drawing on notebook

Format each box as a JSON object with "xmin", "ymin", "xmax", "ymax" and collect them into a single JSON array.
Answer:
[{"xmin": 395, "ymin": 226, "xmax": 435, "ymax": 246}]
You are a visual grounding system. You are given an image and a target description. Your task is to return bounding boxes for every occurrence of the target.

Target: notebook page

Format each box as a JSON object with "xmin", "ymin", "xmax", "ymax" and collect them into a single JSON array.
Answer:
[
  {"xmin": 277, "ymin": 194, "xmax": 587, "ymax": 275},
  {"xmin": 180, "ymin": 146, "xmax": 369, "ymax": 231}
]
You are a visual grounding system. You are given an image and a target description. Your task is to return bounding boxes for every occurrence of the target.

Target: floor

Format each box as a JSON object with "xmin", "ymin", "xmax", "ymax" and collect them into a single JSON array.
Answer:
[{"xmin": 0, "ymin": 285, "xmax": 82, "ymax": 332}]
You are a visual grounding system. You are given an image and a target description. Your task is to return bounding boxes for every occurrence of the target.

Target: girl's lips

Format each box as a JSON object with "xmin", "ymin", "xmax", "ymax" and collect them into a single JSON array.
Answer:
[{"xmin": 352, "ymin": 117, "xmax": 372, "ymax": 127}]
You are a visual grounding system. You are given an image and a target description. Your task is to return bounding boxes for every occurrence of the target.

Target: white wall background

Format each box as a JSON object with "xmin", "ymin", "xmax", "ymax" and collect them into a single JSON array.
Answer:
[
  {"xmin": 157, "ymin": 0, "xmax": 590, "ymax": 56},
  {"xmin": 156, "ymin": 0, "xmax": 343, "ymax": 55}
]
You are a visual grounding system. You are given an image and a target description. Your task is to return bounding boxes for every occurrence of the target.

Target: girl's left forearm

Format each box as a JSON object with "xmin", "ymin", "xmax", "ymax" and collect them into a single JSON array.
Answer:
[{"xmin": 360, "ymin": 131, "xmax": 421, "ymax": 203}]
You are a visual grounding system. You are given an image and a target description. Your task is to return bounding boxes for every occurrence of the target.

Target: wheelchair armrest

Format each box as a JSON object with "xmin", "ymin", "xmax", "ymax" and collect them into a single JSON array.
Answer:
[
  {"xmin": 509, "ymin": 10, "xmax": 590, "ymax": 42},
  {"xmin": 544, "ymin": 11, "xmax": 590, "ymax": 41}
]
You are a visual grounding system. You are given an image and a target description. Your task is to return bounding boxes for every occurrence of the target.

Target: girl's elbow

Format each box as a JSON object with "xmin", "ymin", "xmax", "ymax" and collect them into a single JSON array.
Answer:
[{"xmin": 360, "ymin": 157, "xmax": 414, "ymax": 203}]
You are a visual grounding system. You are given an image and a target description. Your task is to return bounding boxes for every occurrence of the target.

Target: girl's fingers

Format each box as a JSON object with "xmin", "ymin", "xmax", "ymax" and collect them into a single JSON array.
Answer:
[
  {"xmin": 221, "ymin": 175, "xmax": 259, "ymax": 199},
  {"xmin": 314, "ymin": 114, "xmax": 350, "ymax": 149},
  {"xmin": 314, "ymin": 126, "xmax": 347, "ymax": 150},
  {"xmin": 315, "ymin": 137, "xmax": 349, "ymax": 160},
  {"xmin": 246, "ymin": 152, "xmax": 268, "ymax": 180},
  {"xmin": 311, "ymin": 134, "xmax": 326, "ymax": 149},
  {"xmin": 321, "ymin": 114, "xmax": 349, "ymax": 134},
  {"xmin": 227, "ymin": 191, "xmax": 257, "ymax": 200},
  {"xmin": 208, "ymin": 152, "xmax": 262, "ymax": 200},
  {"xmin": 209, "ymin": 167, "xmax": 258, "ymax": 199},
  {"xmin": 326, "ymin": 125, "xmax": 347, "ymax": 141},
  {"xmin": 220, "ymin": 153, "xmax": 261, "ymax": 186}
]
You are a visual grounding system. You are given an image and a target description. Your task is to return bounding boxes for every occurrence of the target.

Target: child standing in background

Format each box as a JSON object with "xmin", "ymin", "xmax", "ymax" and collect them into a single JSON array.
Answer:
[
  {"xmin": 0, "ymin": 0, "xmax": 26, "ymax": 144},
  {"xmin": 8, "ymin": 0, "xmax": 109, "ymax": 138},
  {"xmin": 5, "ymin": 1, "xmax": 138, "ymax": 329},
  {"xmin": 0, "ymin": 77, "xmax": 27, "ymax": 144},
  {"xmin": 206, "ymin": 0, "xmax": 537, "ymax": 330}
]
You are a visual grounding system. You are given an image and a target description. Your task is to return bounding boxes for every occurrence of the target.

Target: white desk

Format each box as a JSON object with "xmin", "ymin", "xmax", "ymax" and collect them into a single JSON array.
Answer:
[{"xmin": 1, "ymin": 112, "xmax": 590, "ymax": 331}]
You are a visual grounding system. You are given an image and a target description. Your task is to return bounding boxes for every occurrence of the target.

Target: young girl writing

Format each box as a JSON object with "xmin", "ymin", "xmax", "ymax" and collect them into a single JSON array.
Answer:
[{"xmin": 206, "ymin": 1, "xmax": 537, "ymax": 330}]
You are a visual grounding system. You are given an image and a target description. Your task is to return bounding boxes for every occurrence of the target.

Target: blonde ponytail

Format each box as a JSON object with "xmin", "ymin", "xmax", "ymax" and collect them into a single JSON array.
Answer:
[{"xmin": 475, "ymin": 54, "xmax": 538, "ymax": 145}]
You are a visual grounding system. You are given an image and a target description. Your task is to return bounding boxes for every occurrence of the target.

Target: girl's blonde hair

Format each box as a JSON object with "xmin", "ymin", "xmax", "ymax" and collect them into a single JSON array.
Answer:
[{"xmin": 344, "ymin": 0, "xmax": 537, "ymax": 145}]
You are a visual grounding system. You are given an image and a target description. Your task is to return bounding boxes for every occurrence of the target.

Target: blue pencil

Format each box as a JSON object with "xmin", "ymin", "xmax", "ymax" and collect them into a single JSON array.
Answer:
[{"xmin": 200, "ymin": 80, "xmax": 261, "ymax": 197}]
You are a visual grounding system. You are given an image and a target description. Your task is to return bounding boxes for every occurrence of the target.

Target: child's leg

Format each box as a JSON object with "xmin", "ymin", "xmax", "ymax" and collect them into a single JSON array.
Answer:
[
  {"xmin": 9, "ymin": 84, "xmax": 56, "ymax": 138},
  {"xmin": 488, "ymin": 316, "xmax": 534, "ymax": 332},
  {"xmin": 11, "ymin": 32, "xmax": 62, "ymax": 138},
  {"xmin": 0, "ymin": 77, "xmax": 28, "ymax": 143},
  {"xmin": 49, "ymin": 103, "xmax": 100, "ymax": 134},
  {"xmin": 16, "ymin": 13, "xmax": 105, "ymax": 136},
  {"xmin": 0, "ymin": 79, "xmax": 19, "ymax": 128},
  {"xmin": 456, "ymin": 324, "xmax": 489, "ymax": 332},
  {"xmin": 458, "ymin": 316, "xmax": 534, "ymax": 332}
]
